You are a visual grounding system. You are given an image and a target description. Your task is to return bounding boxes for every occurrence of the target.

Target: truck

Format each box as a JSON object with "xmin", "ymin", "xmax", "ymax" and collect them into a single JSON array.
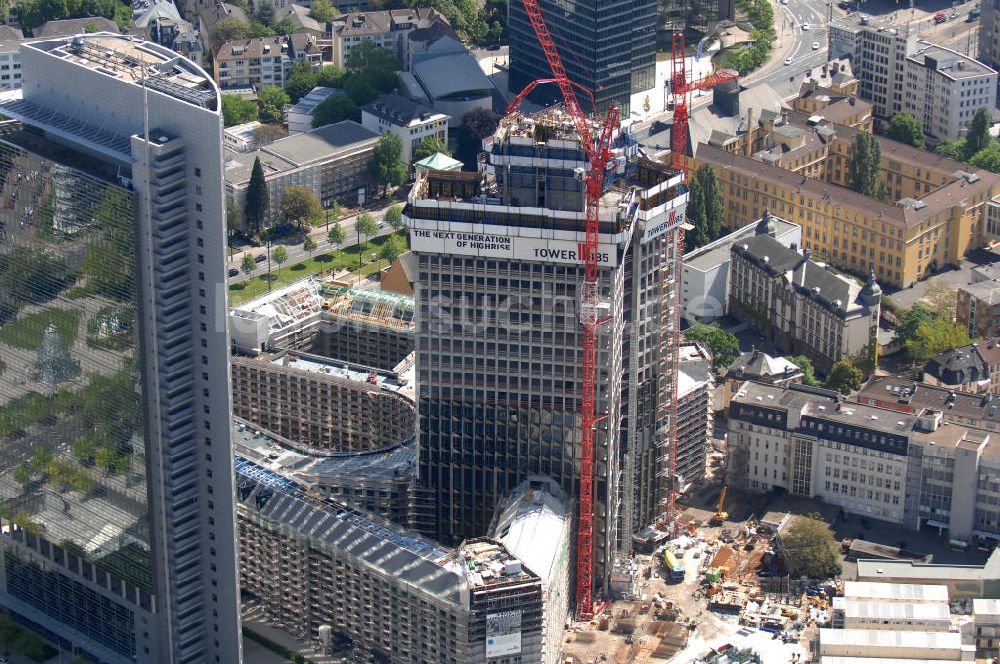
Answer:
[{"xmin": 664, "ymin": 550, "xmax": 685, "ymax": 582}]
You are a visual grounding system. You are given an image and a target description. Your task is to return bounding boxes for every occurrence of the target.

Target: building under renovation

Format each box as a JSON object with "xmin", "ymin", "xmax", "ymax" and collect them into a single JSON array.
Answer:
[
  {"xmin": 405, "ymin": 106, "xmax": 688, "ymax": 590},
  {"xmin": 229, "ymin": 279, "xmax": 414, "ymax": 371},
  {"xmin": 677, "ymin": 342, "xmax": 714, "ymax": 491},
  {"xmin": 235, "ymin": 457, "xmax": 557, "ymax": 662}
]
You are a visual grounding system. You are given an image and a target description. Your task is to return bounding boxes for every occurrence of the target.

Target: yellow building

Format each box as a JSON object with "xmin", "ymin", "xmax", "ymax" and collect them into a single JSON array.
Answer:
[{"xmin": 692, "ymin": 110, "xmax": 1000, "ymax": 288}]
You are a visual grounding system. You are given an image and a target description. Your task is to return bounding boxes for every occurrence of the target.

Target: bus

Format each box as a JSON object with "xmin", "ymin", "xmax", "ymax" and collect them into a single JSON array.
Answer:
[{"xmin": 663, "ymin": 550, "xmax": 685, "ymax": 582}]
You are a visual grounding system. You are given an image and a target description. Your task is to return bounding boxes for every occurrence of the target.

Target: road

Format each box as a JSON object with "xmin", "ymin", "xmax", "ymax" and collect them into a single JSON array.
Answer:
[
  {"xmin": 226, "ymin": 203, "xmax": 400, "ymax": 284},
  {"xmin": 744, "ymin": 0, "xmax": 834, "ymax": 98}
]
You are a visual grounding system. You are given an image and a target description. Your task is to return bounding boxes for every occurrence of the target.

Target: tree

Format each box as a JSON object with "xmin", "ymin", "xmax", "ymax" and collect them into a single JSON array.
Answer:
[
  {"xmin": 309, "ymin": 0, "xmax": 337, "ymax": 22},
  {"xmin": 684, "ymin": 172, "xmax": 708, "ymax": 248},
  {"xmin": 965, "ymin": 107, "xmax": 993, "ymax": 160},
  {"xmin": 284, "ymin": 60, "xmax": 317, "ymax": 103},
  {"xmin": 686, "ymin": 164, "xmax": 723, "ymax": 249},
  {"xmin": 781, "ymin": 514, "xmax": 841, "ymax": 579},
  {"xmin": 241, "ymin": 252, "xmax": 256, "ymax": 276},
  {"xmin": 384, "ymin": 204, "xmax": 404, "ymax": 231},
  {"xmin": 328, "ymin": 222, "xmax": 346, "ymax": 247},
  {"xmin": 311, "ymin": 94, "xmax": 359, "ymax": 127},
  {"xmin": 226, "ymin": 199, "xmax": 242, "ymax": 249},
  {"xmin": 344, "ymin": 76, "xmax": 379, "ymax": 106},
  {"xmin": 220, "ymin": 94, "xmax": 257, "ymax": 127},
  {"xmin": 271, "ymin": 245, "xmax": 288, "ymax": 268},
  {"xmin": 356, "ymin": 212, "xmax": 378, "ymax": 249},
  {"xmin": 905, "ymin": 318, "xmax": 972, "ymax": 364},
  {"xmin": 315, "ymin": 65, "xmax": 347, "ymax": 88},
  {"xmin": 886, "ymin": 111, "xmax": 925, "ymax": 148},
  {"xmin": 279, "ymin": 185, "xmax": 322, "ymax": 229},
  {"xmin": 787, "ymin": 355, "xmax": 819, "ymax": 386},
  {"xmin": 897, "ymin": 303, "xmax": 939, "ymax": 343},
  {"xmin": 969, "ymin": 142, "xmax": 1000, "ymax": 174},
  {"xmin": 13, "ymin": 462, "xmax": 32, "ymax": 488},
  {"xmin": 369, "ymin": 133, "xmax": 406, "ymax": 196},
  {"xmin": 683, "ymin": 321, "xmax": 739, "ymax": 370},
  {"xmin": 257, "ymin": 86, "xmax": 289, "ymax": 125},
  {"xmin": 303, "ymin": 236, "xmax": 317, "ymax": 255},
  {"xmin": 846, "ymin": 132, "xmax": 882, "ymax": 198},
  {"xmin": 936, "ymin": 137, "xmax": 967, "ymax": 161},
  {"xmin": 245, "ymin": 156, "xmax": 270, "ymax": 234},
  {"xmin": 826, "ymin": 359, "xmax": 863, "ymax": 394},
  {"xmin": 344, "ymin": 40, "xmax": 399, "ymax": 94},
  {"xmin": 210, "ymin": 16, "xmax": 252, "ymax": 48},
  {"xmin": 324, "ymin": 201, "xmax": 342, "ymax": 230},
  {"xmin": 379, "ymin": 234, "xmax": 406, "ymax": 265},
  {"xmin": 412, "ymin": 136, "xmax": 451, "ymax": 162},
  {"xmin": 273, "ymin": 17, "xmax": 295, "ymax": 34},
  {"xmin": 254, "ymin": 0, "xmax": 275, "ymax": 25},
  {"xmin": 256, "ymin": 123, "xmax": 286, "ymax": 146}
]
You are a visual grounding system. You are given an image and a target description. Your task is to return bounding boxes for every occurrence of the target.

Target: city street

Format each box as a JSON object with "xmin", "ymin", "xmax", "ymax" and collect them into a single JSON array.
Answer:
[{"xmin": 743, "ymin": 0, "xmax": 834, "ymax": 98}]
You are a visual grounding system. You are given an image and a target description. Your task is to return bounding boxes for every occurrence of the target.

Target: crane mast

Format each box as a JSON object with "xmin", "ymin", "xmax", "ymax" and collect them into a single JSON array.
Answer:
[{"xmin": 512, "ymin": 0, "xmax": 618, "ymax": 620}]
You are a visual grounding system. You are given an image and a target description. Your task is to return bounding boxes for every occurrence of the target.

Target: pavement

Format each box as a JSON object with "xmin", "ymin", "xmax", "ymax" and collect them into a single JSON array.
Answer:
[{"xmin": 884, "ymin": 246, "xmax": 1000, "ymax": 309}]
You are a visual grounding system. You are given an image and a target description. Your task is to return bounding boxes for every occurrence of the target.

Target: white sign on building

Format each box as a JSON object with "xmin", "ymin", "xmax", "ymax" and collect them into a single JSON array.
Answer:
[
  {"xmin": 410, "ymin": 229, "xmax": 619, "ymax": 267},
  {"xmin": 485, "ymin": 610, "xmax": 522, "ymax": 657},
  {"xmin": 641, "ymin": 205, "xmax": 686, "ymax": 244}
]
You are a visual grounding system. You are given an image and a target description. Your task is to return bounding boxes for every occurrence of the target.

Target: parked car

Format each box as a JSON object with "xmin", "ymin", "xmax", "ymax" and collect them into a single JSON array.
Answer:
[
  {"xmin": 255, "ymin": 254, "xmax": 266, "ymax": 263},
  {"xmin": 228, "ymin": 268, "xmax": 239, "ymax": 277}
]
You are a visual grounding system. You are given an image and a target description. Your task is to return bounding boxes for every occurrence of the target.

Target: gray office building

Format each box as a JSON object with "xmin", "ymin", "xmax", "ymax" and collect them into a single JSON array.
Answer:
[
  {"xmin": 0, "ymin": 34, "xmax": 241, "ymax": 663},
  {"xmin": 404, "ymin": 111, "xmax": 688, "ymax": 591},
  {"xmin": 507, "ymin": 0, "xmax": 656, "ymax": 115}
]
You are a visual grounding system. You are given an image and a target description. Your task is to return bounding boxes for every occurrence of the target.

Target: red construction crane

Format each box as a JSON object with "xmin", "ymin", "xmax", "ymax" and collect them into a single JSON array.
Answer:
[
  {"xmin": 508, "ymin": 0, "xmax": 620, "ymax": 620},
  {"xmin": 665, "ymin": 33, "xmax": 737, "ymax": 532},
  {"xmin": 669, "ymin": 33, "xmax": 739, "ymax": 172}
]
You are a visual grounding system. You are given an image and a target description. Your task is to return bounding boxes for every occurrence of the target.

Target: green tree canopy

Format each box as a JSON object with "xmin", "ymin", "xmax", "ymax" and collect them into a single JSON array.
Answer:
[
  {"xmin": 271, "ymin": 245, "xmax": 288, "ymax": 266},
  {"xmin": 846, "ymin": 132, "xmax": 883, "ymax": 198},
  {"xmin": 311, "ymin": 94, "xmax": 359, "ymax": 127},
  {"xmin": 220, "ymin": 94, "xmax": 258, "ymax": 127},
  {"xmin": 279, "ymin": 185, "xmax": 322, "ymax": 229},
  {"xmin": 897, "ymin": 303, "xmax": 939, "ymax": 342},
  {"xmin": 303, "ymin": 236, "xmax": 317, "ymax": 254},
  {"xmin": 309, "ymin": 0, "xmax": 337, "ymax": 22},
  {"xmin": 781, "ymin": 514, "xmax": 841, "ymax": 579},
  {"xmin": 825, "ymin": 359, "xmax": 863, "ymax": 394},
  {"xmin": 886, "ymin": 111, "xmax": 925, "ymax": 148},
  {"xmin": 257, "ymin": 86, "xmax": 289, "ymax": 125},
  {"xmin": 210, "ymin": 16, "xmax": 252, "ymax": 48},
  {"xmin": 328, "ymin": 222, "xmax": 346, "ymax": 246},
  {"xmin": 345, "ymin": 40, "xmax": 400, "ymax": 93},
  {"xmin": 315, "ymin": 65, "xmax": 347, "ymax": 88},
  {"xmin": 356, "ymin": 212, "xmax": 378, "ymax": 250},
  {"xmin": 413, "ymin": 136, "xmax": 451, "ymax": 162},
  {"xmin": 283, "ymin": 60, "xmax": 317, "ymax": 103},
  {"xmin": 369, "ymin": 133, "xmax": 407, "ymax": 196},
  {"xmin": 684, "ymin": 172, "xmax": 707, "ymax": 248},
  {"xmin": 241, "ymin": 252, "xmax": 257, "ymax": 276},
  {"xmin": 245, "ymin": 156, "xmax": 270, "ymax": 234},
  {"xmin": 905, "ymin": 317, "xmax": 972, "ymax": 364},
  {"xmin": 685, "ymin": 164, "xmax": 724, "ymax": 249},
  {"xmin": 683, "ymin": 321, "xmax": 739, "ymax": 369},
  {"xmin": 969, "ymin": 142, "xmax": 1000, "ymax": 174},
  {"xmin": 384, "ymin": 204, "xmax": 404, "ymax": 230},
  {"xmin": 786, "ymin": 354, "xmax": 819, "ymax": 386},
  {"xmin": 379, "ymin": 234, "xmax": 406, "ymax": 264},
  {"xmin": 965, "ymin": 107, "xmax": 993, "ymax": 160}
]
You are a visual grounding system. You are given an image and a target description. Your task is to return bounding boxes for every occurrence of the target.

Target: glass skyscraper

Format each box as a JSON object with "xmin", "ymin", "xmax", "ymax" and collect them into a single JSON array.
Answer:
[
  {"xmin": 508, "ymin": 0, "xmax": 657, "ymax": 116},
  {"xmin": 0, "ymin": 34, "xmax": 240, "ymax": 663}
]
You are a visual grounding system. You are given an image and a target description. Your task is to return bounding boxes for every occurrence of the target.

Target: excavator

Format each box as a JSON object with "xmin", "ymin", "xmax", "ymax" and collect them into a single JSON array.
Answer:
[{"xmin": 710, "ymin": 485, "xmax": 729, "ymax": 525}]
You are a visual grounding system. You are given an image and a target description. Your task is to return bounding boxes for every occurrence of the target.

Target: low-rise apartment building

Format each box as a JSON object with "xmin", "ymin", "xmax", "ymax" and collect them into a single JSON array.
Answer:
[
  {"xmin": 225, "ymin": 120, "xmax": 378, "ymax": 228},
  {"xmin": 691, "ymin": 110, "xmax": 1000, "ymax": 288},
  {"xmin": 213, "ymin": 34, "xmax": 323, "ymax": 92},
  {"xmin": 729, "ymin": 225, "xmax": 882, "ymax": 373},
  {"xmin": 924, "ymin": 340, "xmax": 1000, "ymax": 394},
  {"xmin": 360, "ymin": 94, "xmax": 448, "ymax": 164},
  {"xmin": 728, "ymin": 380, "xmax": 1000, "ymax": 541},
  {"xmin": 722, "ymin": 349, "xmax": 804, "ymax": 409},
  {"xmin": 330, "ymin": 8, "xmax": 450, "ymax": 69}
]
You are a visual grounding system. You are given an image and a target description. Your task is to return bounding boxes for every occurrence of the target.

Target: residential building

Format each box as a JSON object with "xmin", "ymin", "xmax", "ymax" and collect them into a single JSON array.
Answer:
[
  {"xmin": 722, "ymin": 349, "xmax": 804, "ymax": 409},
  {"xmin": 225, "ymin": 120, "xmax": 264, "ymax": 152},
  {"xmin": 924, "ymin": 340, "xmax": 1000, "ymax": 393},
  {"xmin": 691, "ymin": 110, "xmax": 1000, "ymax": 288},
  {"xmin": 228, "ymin": 278, "xmax": 415, "ymax": 370},
  {"xmin": 133, "ymin": 0, "xmax": 202, "ymax": 65},
  {"xmin": 829, "ymin": 12, "xmax": 997, "ymax": 138},
  {"xmin": 230, "ymin": 352, "xmax": 416, "ymax": 454},
  {"xmin": 959, "ymin": 280, "xmax": 1000, "ymax": 338},
  {"xmin": 330, "ymin": 8, "xmax": 450, "ymax": 69},
  {"xmin": 275, "ymin": 3, "xmax": 324, "ymax": 36},
  {"xmin": 235, "ymin": 458, "xmax": 546, "ymax": 662},
  {"xmin": 360, "ymin": 93, "xmax": 448, "ymax": 164},
  {"xmin": 213, "ymin": 34, "xmax": 323, "ymax": 93},
  {"xmin": 729, "ymin": 380, "xmax": 1000, "ymax": 542},
  {"xmin": 728, "ymin": 225, "xmax": 882, "ymax": 374},
  {"xmin": 677, "ymin": 342, "xmax": 714, "ymax": 490},
  {"xmin": 0, "ymin": 34, "xmax": 24, "ymax": 91},
  {"xmin": 491, "ymin": 476, "xmax": 572, "ymax": 664},
  {"xmin": 0, "ymin": 34, "xmax": 240, "ymax": 663},
  {"xmin": 681, "ymin": 209, "xmax": 801, "ymax": 323},
  {"xmin": 405, "ymin": 109, "xmax": 688, "ymax": 585},
  {"xmin": 225, "ymin": 120, "xmax": 379, "ymax": 230},
  {"xmin": 287, "ymin": 86, "xmax": 339, "ymax": 134},
  {"xmin": 508, "ymin": 0, "xmax": 656, "ymax": 115}
]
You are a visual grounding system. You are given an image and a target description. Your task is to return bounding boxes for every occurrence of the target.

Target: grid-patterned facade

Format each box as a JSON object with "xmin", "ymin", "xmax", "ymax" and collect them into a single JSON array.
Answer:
[
  {"xmin": 0, "ymin": 35, "xmax": 240, "ymax": 664},
  {"xmin": 308, "ymin": 319, "xmax": 414, "ymax": 370},
  {"xmin": 507, "ymin": 0, "xmax": 656, "ymax": 115}
]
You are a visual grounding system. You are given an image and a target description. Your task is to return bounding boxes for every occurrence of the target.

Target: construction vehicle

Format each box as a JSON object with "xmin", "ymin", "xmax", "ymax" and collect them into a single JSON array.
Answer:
[
  {"xmin": 508, "ymin": 0, "xmax": 620, "ymax": 621},
  {"xmin": 710, "ymin": 485, "xmax": 729, "ymax": 524}
]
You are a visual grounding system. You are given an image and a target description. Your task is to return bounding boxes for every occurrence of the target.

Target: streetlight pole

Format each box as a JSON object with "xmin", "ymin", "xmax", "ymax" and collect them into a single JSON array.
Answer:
[{"xmin": 266, "ymin": 240, "xmax": 272, "ymax": 293}]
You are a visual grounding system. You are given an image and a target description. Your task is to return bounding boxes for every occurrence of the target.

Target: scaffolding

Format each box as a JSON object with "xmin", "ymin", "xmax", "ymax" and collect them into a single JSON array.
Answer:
[{"xmin": 320, "ymin": 286, "xmax": 415, "ymax": 330}]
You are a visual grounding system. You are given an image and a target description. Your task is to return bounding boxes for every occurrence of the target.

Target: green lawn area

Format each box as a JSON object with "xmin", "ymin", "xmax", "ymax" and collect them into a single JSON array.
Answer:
[
  {"xmin": 228, "ymin": 232, "xmax": 406, "ymax": 306},
  {"xmin": 0, "ymin": 308, "xmax": 82, "ymax": 350}
]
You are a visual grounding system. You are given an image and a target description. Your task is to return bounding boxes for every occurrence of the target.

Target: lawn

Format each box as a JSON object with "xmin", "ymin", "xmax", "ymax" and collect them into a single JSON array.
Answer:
[
  {"xmin": 0, "ymin": 308, "xmax": 82, "ymax": 350},
  {"xmin": 227, "ymin": 232, "xmax": 406, "ymax": 306}
]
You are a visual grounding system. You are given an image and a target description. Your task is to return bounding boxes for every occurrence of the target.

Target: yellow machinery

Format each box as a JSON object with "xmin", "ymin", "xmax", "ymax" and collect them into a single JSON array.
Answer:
[{"xmin": 710, "ymin": 486, "xmax": 729, "ymax": 524}]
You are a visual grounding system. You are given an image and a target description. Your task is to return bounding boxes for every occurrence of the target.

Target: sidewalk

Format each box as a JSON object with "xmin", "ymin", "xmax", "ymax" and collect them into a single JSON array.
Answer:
[{"xmin": 742, "ymin": 0, "xmax": 800, "ymax": 86}]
